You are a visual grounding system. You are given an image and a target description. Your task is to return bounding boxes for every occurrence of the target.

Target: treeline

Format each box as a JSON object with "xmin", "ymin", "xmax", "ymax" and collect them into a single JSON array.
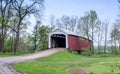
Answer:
[{"xmin": 49, "ymin": 10, "xmax": 120, "ymax": 54}]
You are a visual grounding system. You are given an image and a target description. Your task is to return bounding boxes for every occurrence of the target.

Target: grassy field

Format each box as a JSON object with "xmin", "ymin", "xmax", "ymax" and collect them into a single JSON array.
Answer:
[{"xmin": 14, "ymin": 50, "xmax": 120, "ymax": 74}]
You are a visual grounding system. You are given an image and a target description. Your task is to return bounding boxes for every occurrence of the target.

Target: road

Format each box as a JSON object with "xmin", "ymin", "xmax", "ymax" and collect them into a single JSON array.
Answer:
[{"xmin": 0, "ymin": 48, "xmax": 63, "ymax": 74}]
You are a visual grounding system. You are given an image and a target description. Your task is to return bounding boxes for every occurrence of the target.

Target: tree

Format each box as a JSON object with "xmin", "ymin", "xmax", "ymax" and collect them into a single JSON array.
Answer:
[
  {"xmin": 114, "ymin": 19, "xmax": 120, "ymax": 50},
  {"xmin": 111, "ymin": 19, "xmax": 120, "ymax": 52},
  {"xmin": 103, "ymin": 19, "xmax": 110, "ymax": 53},
  {"xmin": 31, "ymin": 21, "xmax": 41, "ymax": 52},
  {"xmin": 97, "ymin": 20, "xmax": 103, "ymax": 53},
  {"xmin": 0, "ymin": 0, "xmax": 12, "ymax": 53},
  {"xmin": 69, "ymin": 16, "xmax": 78, "ymax": 32},
  {"xmin": 89, "ymin": 10, "xmax": 100, "ymax": 53},
  {"xmin": 11, "ymin": 0, "xmax": 44, "ymax": 53},
  {"xmin": 49, "ymin": 15, "xmax": 56, "ymax": 31},
  {"xmin": 111, "ymin": 25, "xmax": 120, "ymax": 54},
  {"xmin": 31, "ymin": 23, "xmax": 51, "ymax": 52},
  {"xmin": 55, "ymin": 15, "xmax": 78, "ymax": 32},
  {"xmin": 77, "ymin": 14, "xmax": 90, "ymax": 39},
  {"xmin": 77, "ymin": 10, "xmax": 100, "ymax": 54},
  {"xmin": 38, "ymin": 25, "xmax": 51, "ymax": 51}
]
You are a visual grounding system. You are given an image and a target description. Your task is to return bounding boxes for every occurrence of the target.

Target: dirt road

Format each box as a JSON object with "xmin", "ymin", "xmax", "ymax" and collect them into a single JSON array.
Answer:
[{"xmin": 0, "ymin": 48, "xmax": 63, "ymax": 74}]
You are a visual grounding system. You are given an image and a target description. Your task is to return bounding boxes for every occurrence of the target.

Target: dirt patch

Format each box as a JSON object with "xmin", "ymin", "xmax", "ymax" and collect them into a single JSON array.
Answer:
[{"xmin": 68, "ymin": 67, "xmax": 86, "ymax": 74}]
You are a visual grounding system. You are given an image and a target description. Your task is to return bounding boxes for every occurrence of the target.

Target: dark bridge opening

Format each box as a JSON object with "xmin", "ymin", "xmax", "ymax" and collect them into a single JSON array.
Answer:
[{"xmin": 51, "ymin": 34, "xmax": 66, "ymax": 48}]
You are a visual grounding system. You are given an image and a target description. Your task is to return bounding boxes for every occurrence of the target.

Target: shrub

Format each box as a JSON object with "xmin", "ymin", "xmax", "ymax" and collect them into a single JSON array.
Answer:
[{"xmin": 81, "ymin": 49, "xmax": 92, "ymax": 56}]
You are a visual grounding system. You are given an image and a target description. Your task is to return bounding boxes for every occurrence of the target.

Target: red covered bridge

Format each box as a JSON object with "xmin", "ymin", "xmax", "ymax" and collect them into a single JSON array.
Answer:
[{"xmin": 48, "ymin": 29, "xmax": 93, "ymax": 52}]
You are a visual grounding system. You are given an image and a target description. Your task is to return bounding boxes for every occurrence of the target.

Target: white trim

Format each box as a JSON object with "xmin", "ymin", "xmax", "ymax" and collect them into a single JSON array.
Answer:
[
  {"xmin": 49, "ymin": 31, "xmax": 67, "ymax": 36},
  {"xmin": 48, "ymin": 35, "xmax": 51, "ymax": 48},
  {"xmin": 48, "ymin": 29, "xmax": 70, "ymax": 48},
  {"xmin": 48, "ymin": 33, "xmax": 68, "ymax": 48},
  {"xmin": 66, "ymin": 35, "xmax": 68, "ymax": 48}
]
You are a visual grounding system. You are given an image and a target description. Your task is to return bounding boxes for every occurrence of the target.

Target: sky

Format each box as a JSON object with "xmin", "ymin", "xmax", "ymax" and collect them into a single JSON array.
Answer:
[
  {"xmin": 28, "ymin": 0, "xmax": 120, "ymax": 36},
  {"xmin": 26, "ymin": 0, "xmax": 120, "ymax": 46},
  {"xmin": 36, "ymin": 0, "xmax": 120, "ymax": 46},
  {"xmin": 42, "ymin": 0, "xmax": 119, "ymax": 25}
]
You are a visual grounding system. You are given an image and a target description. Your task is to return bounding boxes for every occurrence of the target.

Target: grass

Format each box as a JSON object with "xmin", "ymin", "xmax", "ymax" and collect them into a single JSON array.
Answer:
[
  {"xmin": 14, "ymin": 50, "xmax": 120, "ymax": 74},
  {"xmin": 87, "ymin": 61, "xmax": 120, "ymax": 74},
  {"xmin": 0, "ymin": 52, "xmax": 29, "ymax": 57}
]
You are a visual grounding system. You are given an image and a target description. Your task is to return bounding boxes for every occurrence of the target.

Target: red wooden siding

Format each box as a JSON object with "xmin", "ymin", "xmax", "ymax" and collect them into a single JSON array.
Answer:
[
  {"xmin": 68, "ymin": 35, "xmax": 93, "ymax": 51},
  {"xmin": 68, "ymin": 35, "xmax": 80, "ymax": 50}
]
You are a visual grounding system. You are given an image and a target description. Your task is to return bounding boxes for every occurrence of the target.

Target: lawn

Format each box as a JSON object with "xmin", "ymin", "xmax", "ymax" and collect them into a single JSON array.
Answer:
[{"xmin": 14, "ymin": 50, "xmax": 120, "ymax": 74}]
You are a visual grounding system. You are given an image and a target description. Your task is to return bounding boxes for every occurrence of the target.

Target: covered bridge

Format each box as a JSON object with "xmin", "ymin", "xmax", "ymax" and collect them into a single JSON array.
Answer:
[{"xmin": 48, "ymin": 29, "xmax": 93, "ymax": 52}]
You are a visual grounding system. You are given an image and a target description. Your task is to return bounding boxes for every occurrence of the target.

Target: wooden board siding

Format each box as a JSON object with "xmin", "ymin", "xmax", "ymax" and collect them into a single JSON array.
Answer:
[
  {"xmin": 68, "ymin": 35, "xmax": 80, "ymax": 51},
  {"xmin": 68, "ymin": 35, "xmax": 93, "ymax": 51},
  {"xmin": 79, "ymin": 38, "xmax": 93, "ymax": 50}
]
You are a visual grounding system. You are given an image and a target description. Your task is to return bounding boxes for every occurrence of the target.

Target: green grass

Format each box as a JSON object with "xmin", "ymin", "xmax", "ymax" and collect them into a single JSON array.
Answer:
[
  {"xmin": 14, "ymin": 50, "xmax": 120, "ymax": 74},
  {"xmin": 0, "ymin": 52, "xmax": 29, "ymax": 57},
  {"xmin": 87, "ymin": 61, "xmax": 120, "ymax": 74}
]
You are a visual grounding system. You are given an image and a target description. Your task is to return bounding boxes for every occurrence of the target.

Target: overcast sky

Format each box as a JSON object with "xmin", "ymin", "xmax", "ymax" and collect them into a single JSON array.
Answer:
[
  {"xmin": 28, "ymin": 0, "xmax": 120, "ymax": 35},
  {"xmin": 42, "ymin": 0, "xmax": 119, "ymax": 25}
]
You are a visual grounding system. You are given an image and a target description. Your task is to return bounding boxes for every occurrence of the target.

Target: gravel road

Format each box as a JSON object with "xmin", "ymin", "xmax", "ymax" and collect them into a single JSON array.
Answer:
[{"xmin": 0, "ymin": 48, "xmax": 63, "ymax": 74}]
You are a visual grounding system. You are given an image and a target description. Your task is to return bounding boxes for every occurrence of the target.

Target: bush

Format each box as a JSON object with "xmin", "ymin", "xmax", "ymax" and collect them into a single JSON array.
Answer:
[{"xmin": 81, "ymin": 49, "xmax": 92, "ymax": 56}]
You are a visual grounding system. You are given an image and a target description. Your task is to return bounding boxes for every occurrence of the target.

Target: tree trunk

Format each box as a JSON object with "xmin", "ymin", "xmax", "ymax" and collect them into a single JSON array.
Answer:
[
  {"xmin": 10, "ymin": 36, "xmax": 14, "ymax": 53},
  {"xmin": 86, "ymin": 32, "xmax": 92, "ymax": 55},
  {"xmin": 111, "ymin": 38, "xmax": 114, "ymax": 54},
  {"xmin": 14, "ymin": 25, "xmax": 20, "ymax": 54},
  {"xmin": 1, "ymin": 30, "xmax": 4, "ymax": 52},
  {"xmin": 114, "ymin": 39, "xmax": 117, "ymax": 54},
  {"xmin": 0, "ymin": 19, "xmax": 5, "ymax": 53},
  {"xmin": 104, "ymin": 39, "xmax": 107, "ymax": 54},
  {"xmin": 33, "ymin": 39, "xmax": 37, "ymax": 53},
  {"xmin": 92, "ymin": 29, "xmax": 94, "ymax": 54},
  {"xmin": 1, "ymin": 37, "xmax": 4, "ymax": 53},
  {"xmin": 104, "ymin": 27, "xmax": 108, "ymax": 54},
  {"xmin": 98, "ymin": 32, "xmax": 100, "ymax": 54},
  {"xmin": 119, "ymin": 40, "xmax": 120, "ymax": 51}
]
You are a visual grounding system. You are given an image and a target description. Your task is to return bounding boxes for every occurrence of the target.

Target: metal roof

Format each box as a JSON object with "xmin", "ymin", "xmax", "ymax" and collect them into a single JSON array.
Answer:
[
  {"xmin": 49, "ymin": 29, "xmax": 93, "ymax": 42},
  {"xmin": 51, "ymin": 29, "xmax": 79, "ymax": 36}
]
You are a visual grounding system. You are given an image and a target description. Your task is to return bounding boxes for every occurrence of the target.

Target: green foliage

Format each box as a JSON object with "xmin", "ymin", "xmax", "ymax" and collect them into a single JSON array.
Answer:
[
  {"xmin": 37, "ymin": 25, "xmax": 51, "ymax": 51},
  {"xmin": 3, "ymin": 34, "xmax": 33, "ymax": 53},
  {"xmin": 108, "ymin": 46, "xmax": 120, "ymax": 54},
  {"xmin": 31, "ymin": 23, "xmax": 51, "ymax": 52},
  {"xmin": 0, "ymin": 0, "xmax": 44, "ymax": 53},
  {"xmin": 0, "ymin": 17, "xmax": 2, "ymax": 22},
  {"xmin": 4, "ymin": 37, "xmax": 13, "ymax": 52},
  {"xmin": 4, "ymin": 20, "xmax": 9, "ymax": 27},
  {"xmin": 110, "ymin": 23, "xmax": 120, "ymax": 54},
  {"xmin": 81, "ymin": 48, "xmax": 92, "ymax": 56},
  {"xmin": 18, "ymin": 38, "xmax": 33, "ymax": 52}
]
